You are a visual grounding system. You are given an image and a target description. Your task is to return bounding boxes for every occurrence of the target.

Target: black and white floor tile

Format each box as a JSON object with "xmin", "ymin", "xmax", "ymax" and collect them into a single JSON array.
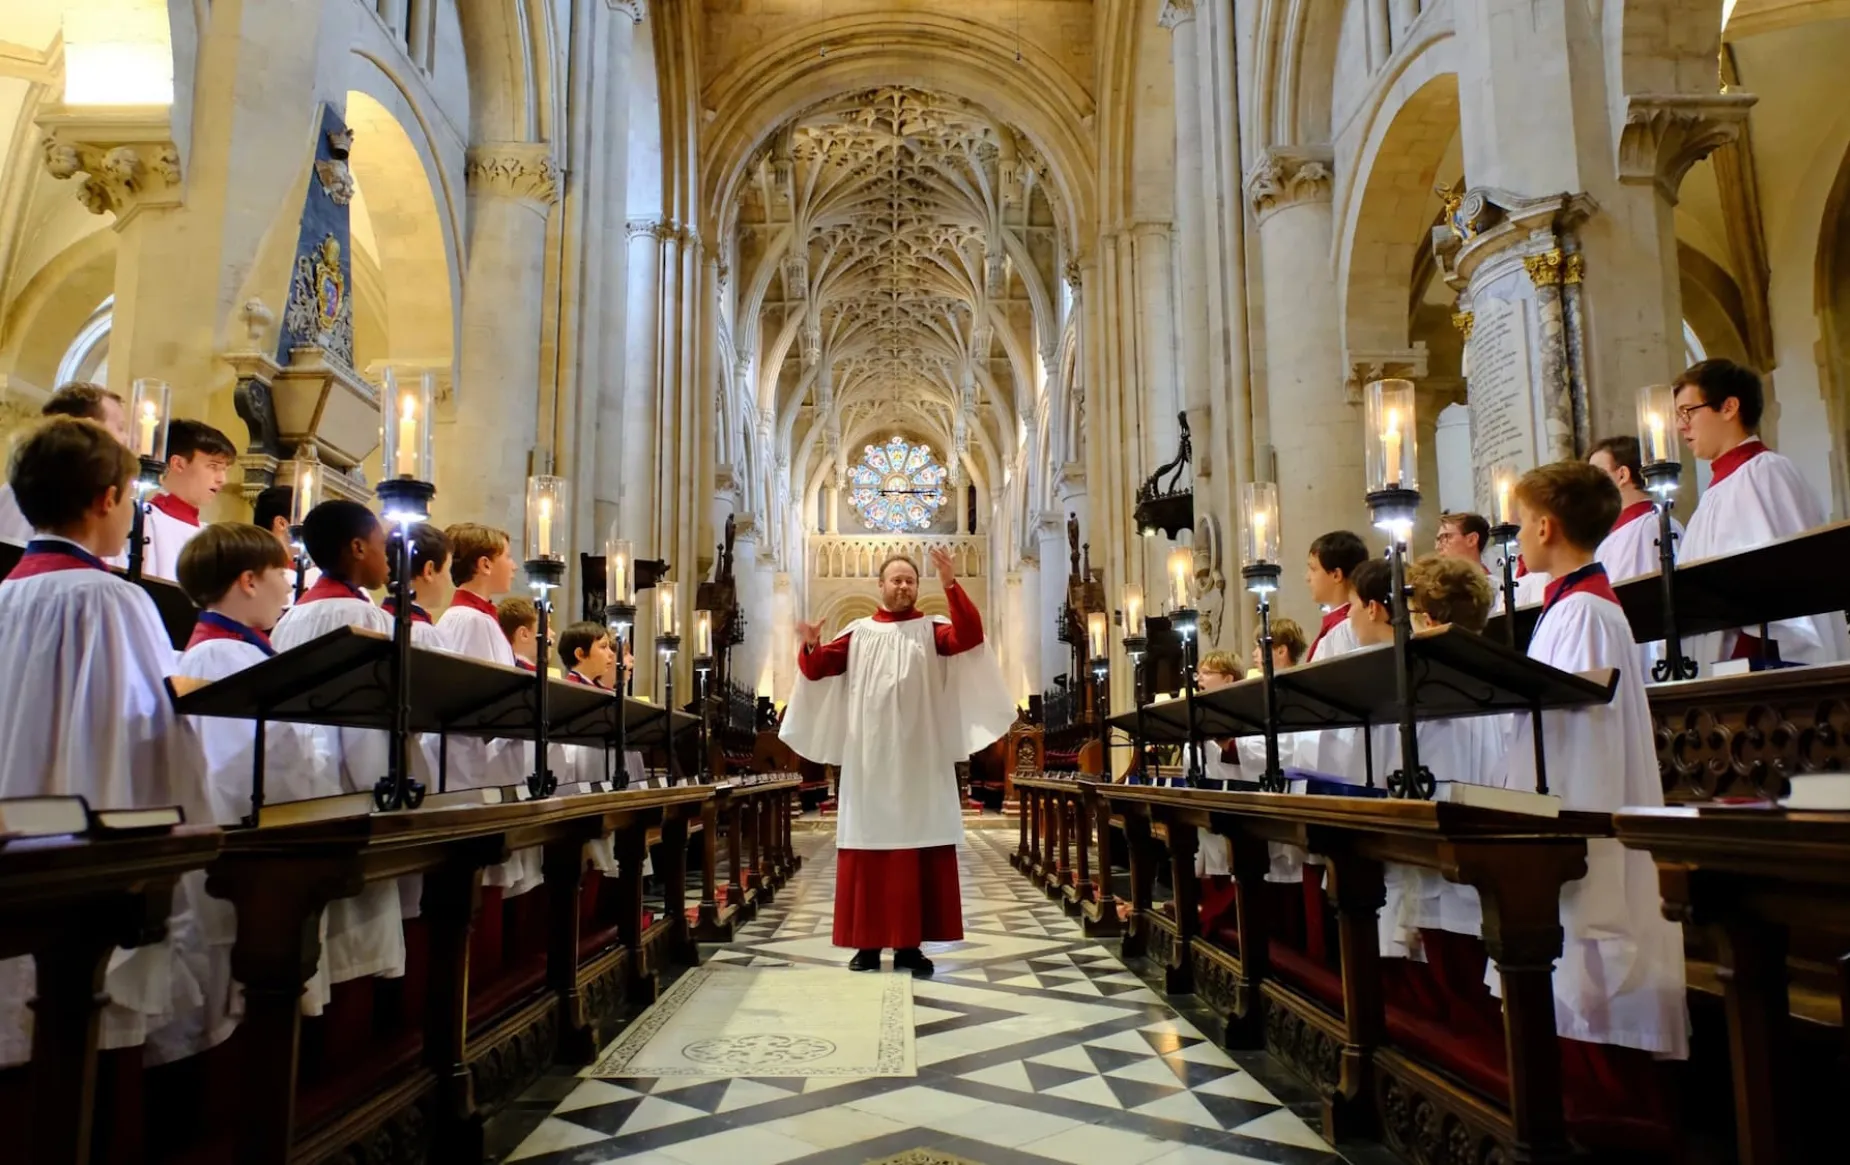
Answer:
[{"xmin": 490, "ymin": 827, "xmax": 1351, "ymax": 1165}]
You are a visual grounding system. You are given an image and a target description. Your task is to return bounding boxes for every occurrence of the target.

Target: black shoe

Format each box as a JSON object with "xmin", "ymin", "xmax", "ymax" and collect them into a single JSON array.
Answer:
[
  {"xmin": 892, "ymin": 947, "xmax": 934, "ymax": 978},
  {"xmin": 848, "ymin": 948, "xmax": 882, "ymax": 972}
]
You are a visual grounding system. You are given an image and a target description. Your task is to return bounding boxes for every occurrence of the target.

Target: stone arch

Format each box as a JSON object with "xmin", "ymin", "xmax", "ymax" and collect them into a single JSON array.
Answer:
[
  {"xmin": 818, "ymin": 592, "xmax": 879, "ymax": 637},
  {"xmin": 1249, "ymin": 0, "xmax": 1345, "ymax": 151},
  {"xmin": 1340, "ymin": 63, "xmax": 1462, "ymax": 357},
  {"xmin": 0, "ymin": 229, "xmax": 117, "ymax": 393},
  {"xmin": 453, "ymin": 0, "xmax": 559, "ymax": 145}
]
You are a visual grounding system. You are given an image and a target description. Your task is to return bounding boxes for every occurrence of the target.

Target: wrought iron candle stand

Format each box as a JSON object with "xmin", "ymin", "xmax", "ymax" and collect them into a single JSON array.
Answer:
[
  {"xmin": 1490, "ymin": 522, "xmax": 1521, "ymax": 647},
  {"xmin": 1172, "ymin": 606, "xmax": 1204, "ymax": 788},
  {"xmin": 373, "ymin": 477, "xmax": 434, "ymax": 811},
  {"xmin": 1641, "ymin": 459, "xmax": 1697, "ymax": 683},
  {"xmin": 123, "ymin": 455, "xmax": 164, "ymax": 584},
  {"xmin": 604, "ymin": 599, "xmax": 635, "ymax": 788},
  {"xmin": 1121, "ymin": 631, "xmax": 1148, "ymax": 779},
  {"xmin": 525, "ymin": 556, "xmax": 565, "ymax": 798},
  {"xmin": 657, "ymin": 590, "xmax": 682, "ymax": 783},
  {"xmin": 1241, "ymin": 561, "xmax": 1287, "ymax": 792},
  {"xmin": 1089, "ymin": 650, "xmax": 1110, "ymax": 779},
  {"xmin": 1369, "ymin": 485, "xmax": 1429, "ymax": 799}
]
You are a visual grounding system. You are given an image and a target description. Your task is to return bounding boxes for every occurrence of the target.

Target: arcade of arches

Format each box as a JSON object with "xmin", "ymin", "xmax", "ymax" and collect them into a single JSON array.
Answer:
[{"xmin": 3, "ymin": 0, "xmax": 1850, "ymax": 1161}]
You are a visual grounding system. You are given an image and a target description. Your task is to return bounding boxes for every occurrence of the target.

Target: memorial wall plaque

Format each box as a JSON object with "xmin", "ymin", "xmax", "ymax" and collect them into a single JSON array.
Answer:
[{"xmin": 1467, "ymin": 291, "xmax": 1539, "ymax": 511}]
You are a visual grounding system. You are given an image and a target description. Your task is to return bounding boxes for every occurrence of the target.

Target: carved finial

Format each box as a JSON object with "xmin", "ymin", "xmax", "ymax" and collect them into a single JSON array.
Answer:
[{"xmin": 241, "ymin": 298, "xmax": 274, "ymax": 349}]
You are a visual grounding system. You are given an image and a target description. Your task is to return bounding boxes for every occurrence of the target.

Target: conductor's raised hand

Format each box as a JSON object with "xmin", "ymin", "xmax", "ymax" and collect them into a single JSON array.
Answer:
[
  {"xmin": 930, "ymin": 545, "xmax": 957, "ymax": 587},
  {"xmin": 796, "ymin": 619, "xmax": 824, "ymax": 649}
]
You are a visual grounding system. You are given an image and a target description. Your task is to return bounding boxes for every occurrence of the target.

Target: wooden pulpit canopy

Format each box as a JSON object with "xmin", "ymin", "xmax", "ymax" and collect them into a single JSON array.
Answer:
[{"xmin": 1109, "ymin": 624, "xmax": 1617, "ymax": 744}]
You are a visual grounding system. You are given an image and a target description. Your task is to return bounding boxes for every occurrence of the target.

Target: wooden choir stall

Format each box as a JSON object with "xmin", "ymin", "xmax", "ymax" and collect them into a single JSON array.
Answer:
[{"xmin": 0, "ymin": 624, "xmax": 807, "ymax": 1165}]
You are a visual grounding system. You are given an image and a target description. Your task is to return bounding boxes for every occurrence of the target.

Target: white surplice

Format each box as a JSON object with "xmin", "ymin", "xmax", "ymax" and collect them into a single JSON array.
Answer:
[
  {"xmin": 1597, "ymin": 502, "xmax": 1684, "ymax": 680},
  {"xmin": 1681, "ymin": 443, "xmax": 1849, "ymax": 666},
  {"xmin": 0, "ymin": 485, "xmax": 27, "ymax": 546},
  {"xmin": 780, "ymin": 613, "xmax": 1013, "ymax": 849},
  {"xmin": 1488, "ymin": 570, "xmax": 1552, "ymax": 616},
  {"xmin": 268, "ymin": 587, "xmax": 408, "ymax": 985},
  {"xmin": 1502, "ymin": 586, "xmax": 1689, "ymax": 1057},
  {"xmin": 141, "ymin": 499, "xmax": 200, "ymax": 583},
  {"xmin": 0, "ymin": 546, "xmax": 208, "ymax": 1067},
  {"xmin": 435, "ymin": 601, "xmax": 544, "ymax": 895}
]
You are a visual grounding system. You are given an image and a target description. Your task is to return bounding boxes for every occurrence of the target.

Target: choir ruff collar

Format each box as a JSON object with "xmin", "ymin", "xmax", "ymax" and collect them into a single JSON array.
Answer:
[
  {"xmin": 189, "ymin": 611, "xmax": 276, "ymax": 656},
  {"xmin": 381, "ymin": 596, "xmax": 432, "ymax": 624},
  {"xmin": 1309, "ymin": 603, "xmax": 1350, "ymax": 656},
  {"xmin": 872, "ymin": 604, "xmax": 926, "ymax": 623},
  {"xmin": 11, "ymin": 537, "xmax": 110, "ymax": 578},
  {"xmin": 450, "ymin": 588, "xmax": 497, "ymax": 617},
  {"xmin": 150, "ymin": 492, "xmax": 202, "ymax": 526},
  {"xmin": 1611, "ymin": 499, "xmax": 1657, "ymax": 532},
  {"xmin": 299, "ymin": 573, "xmax": 370, "ymax": 604},
  {"xmin": 1707, "ymin": 438, "xmax": 1769, "ymax": 487},
  {"xmin": 1536, "ymin": 561, "xmax": 1619, "ymax": 633}
]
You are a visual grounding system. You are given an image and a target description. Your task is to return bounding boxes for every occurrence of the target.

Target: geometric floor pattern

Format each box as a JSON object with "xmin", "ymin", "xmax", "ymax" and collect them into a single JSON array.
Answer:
[{"xmin": 489, "ymin": 827, "xmax": 1351, "ymax": 1165}]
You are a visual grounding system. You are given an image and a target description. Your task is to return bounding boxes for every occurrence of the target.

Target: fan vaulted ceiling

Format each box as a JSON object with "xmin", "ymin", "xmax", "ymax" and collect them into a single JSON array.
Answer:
[{"xmin": 737, "ymin": 85, "xmax": 1060, "ymax": 490}]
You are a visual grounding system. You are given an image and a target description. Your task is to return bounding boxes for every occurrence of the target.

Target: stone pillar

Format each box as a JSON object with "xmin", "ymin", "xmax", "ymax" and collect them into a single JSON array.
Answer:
[
  {"xmin": 1160, "ymin": 1, "xmax": 1209, "ymax": 423},
  {"xmin": 823, "ymin": 473, "xmax": 840, "ymax": 535},
  {"xmin": 730, "ymin": 514, "xmax": 770, "ymax": 697},
  {"xmin": 446, "ymin": 144, "xmax": 559, "ymax": 533},
  {"xmin": 618, "ymin": 219, "xmax": 668, "ymax": 555},
  {"xmin": 1248, "ymin": 147, "xmax": 1361, "ymax": 619},
  {"xmin": 1036, "ymin": 514, "xmax": 1068, "ymax": 690},
  {"xmin": 1451, "ymin": 0, "xmax": 1752, "ymax": 443},
  {"xmin": 587, "ymin": 0, "xmax": 643, "ymax": 546}
]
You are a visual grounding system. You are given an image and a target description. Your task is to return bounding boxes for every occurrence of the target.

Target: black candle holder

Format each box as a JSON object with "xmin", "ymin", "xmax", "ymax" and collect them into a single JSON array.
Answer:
[
  {"xmin": 694, "ymin": 652, "xmax": 714, "ymax": 784},
  {"xmin": 1089, "ymin": 654, "xmax": 1110, "ymax": 780},
  {"xmin": 372, "ymin": 477, "xmax": 436, "ymax": 811},
  {"xmin": 1489, "ymin": 521, "xmax": 1521, "ymax": 648},
  {"xmin": 1241, "ymin": 561, "xmax": 1286, "ymax": 791},
  {"xmin": 1385, "ymin": 530, "xmax": 1432, "ymax": 799},
  {"xmin": 1171, "ymin": 606, "xmax": 1203, "ymax": 788},
  {"xmin": 605, "ymin": 600, "xmax": 636, "ymax": 788},
  {"xmin": 123, "ymin": 455, "xmax": 164, "ymax": 584},
  {"xmin": 1122, "ymin": 634, "xmax": 1148, "ymax": 780},
  {"xmin": 658, "ymin": 632, "xmax": 682, "ymax": 783},
  {"xmin": 525, "ymin": 556, "xmax": 567, "ymax": 798},
  {"xmin": 288, "ymin": 523, "xmax": 309, "ymax": 602},
  {"xmin": 1641, "ymin": 460, "xmax": 1698, "ymax": 682}
]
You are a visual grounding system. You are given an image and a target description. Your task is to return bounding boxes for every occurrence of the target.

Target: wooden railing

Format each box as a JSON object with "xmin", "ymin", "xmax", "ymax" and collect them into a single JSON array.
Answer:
[
  {"xmin": 0, "ymin": 779, "xmax": 803, "ymax": 1165},
  {"xmin": 806, "ymin": 534, "xmax": 986, "ymax": 580}
]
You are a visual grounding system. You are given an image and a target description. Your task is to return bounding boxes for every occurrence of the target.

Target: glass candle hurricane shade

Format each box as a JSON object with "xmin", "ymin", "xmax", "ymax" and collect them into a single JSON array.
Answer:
[
  {"xmin": 289, "ymin": 461, "xmax": 320, "ymax": 527},
  {"xmin": 1121, "ymin": 584, "xmax": 1145, "ymax": 639},
  {"xmin": 1240, "ymin": 481, "xmax": 1280, "ymax": 567},
  {"xmin": 657, "ymin": 584, "xmax": 679, "ymax": 639},
  {"xmin": 525, "ymin": 475, "xmax": 568, "ymax": 561},
  {"xmin": 381, "ymin": 367, "xmax": 435, "ymax": 481},
  {"xmin": 1637, "ymin": 383, "xmax": 1679, "ymax": 468},
  {"xmin": 129, "ymin": 378, "xmax": 170, "ymax": 461},
  {"xmin": 1167, "ymin": 547, "xmax": 1192, "ymax": 612},
  {"xmin": 1365, "ymin": 379, "xmax": 1418, "ymax": 492},
  {"xmin": 606, "ymin": 530, "xmax": 635, "ymax": 604}
]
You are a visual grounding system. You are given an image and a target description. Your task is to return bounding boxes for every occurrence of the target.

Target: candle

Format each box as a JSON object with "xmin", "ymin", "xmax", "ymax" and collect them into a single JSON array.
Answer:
[
  {"xmin": 1123, "ymin": 584, "xmax": 1144, "ymax": 638},
  {"xmin": 658, "ymin": 587, "xmax": 675, "ymax": 637},
  {"xmin": 1495, "ymin": 476, "xmax": 1512, "ymax": 525},
  {"xmin": 1087, "ymin": 611, "xmax": 1108, "ymax": 660},
  {"xmin": 396, "ymin": 393, "xmax": 418, "ymax": 478},
  {"xmin": 1169, "ymin": 548, "xmax": 1191, "ymax": 611},
  {"xmin": 1383, "ymin": 409, "xmax": 1402, "ymax": 486},
  {"xmin": 136, "ymin": 401, "xmax": 158, "ymax": 458},
  {"xmin": 612, "ymin": 546, "xmax": 629, "ymax": 602},
  {"xmin": 1252, "ymin": 509, "xmax": 1268, "ymax": 559},
  {"xmin": 1647, "ymin": 411, "xmax": 1666, "ymax": 462},
  {"xmin": 537, "ymin": 495, "xmax": 553, "ymax": 559},
  {"xmin": 695, "ymin": 610, "xmax": 713, "ymax": 656}
]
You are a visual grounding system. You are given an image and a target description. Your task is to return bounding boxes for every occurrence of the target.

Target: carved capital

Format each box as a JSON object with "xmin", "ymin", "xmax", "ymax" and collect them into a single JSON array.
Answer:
[
  {"xmin": 1618, "ymin": 93, "xmax": 1757, "ymax": 205},
  {"xmin": 605, "ymin": 0, "xmax": 644, "ymax": 21},
  {"xmin": 38, "ymin": 107, "xmax": 182, "ymax": 225},
  {"xmin": 1450, "ymin": 311, "xmax": 1475, "ymax": 342},
  {"xmin": 1522, "ymin": 248, "xmax": 1564, "ymax": 287},
  {"xmin": 1245, "ymin": 147, "xmax": 1334, "ymax": 221},
  {"xmin": 1563, "ymin": 253, "xmax": 1585, "ymax": 285},
  {"xmin": 1158, "ymin": 0, "xmax": 1197, "ymax": 30},
  {"xmin": 1345, "ymin": 346, "xmax": 1429, "ymax": 405},
  {"xmin": 465, "ymin": 144, "xmax": 563, "ymax": 206}
]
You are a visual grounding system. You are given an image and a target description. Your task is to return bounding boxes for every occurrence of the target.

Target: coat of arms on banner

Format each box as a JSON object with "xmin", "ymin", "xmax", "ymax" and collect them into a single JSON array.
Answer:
[{"xmin": 283, "ymin": 233, "xmax": 354, "ymax": 367}]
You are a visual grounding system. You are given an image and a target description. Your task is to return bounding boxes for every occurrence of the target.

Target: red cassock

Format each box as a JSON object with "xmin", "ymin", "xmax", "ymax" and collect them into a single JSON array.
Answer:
[{"xmin": 786, "ymin": 583, "xmax": 1013, "ymax": 949}]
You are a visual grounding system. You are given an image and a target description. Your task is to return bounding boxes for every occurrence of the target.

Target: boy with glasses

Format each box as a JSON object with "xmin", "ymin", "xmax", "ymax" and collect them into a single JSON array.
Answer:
[{"xmin": 1675, "ymin": 359, "xmax": 1848, "ymax": 666}]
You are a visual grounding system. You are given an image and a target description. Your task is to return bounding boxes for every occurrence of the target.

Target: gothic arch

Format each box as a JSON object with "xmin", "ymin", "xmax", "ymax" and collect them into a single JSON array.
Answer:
[{"xmin": 454, "ymin": 0, "xmax": 561, "ymax": 145}]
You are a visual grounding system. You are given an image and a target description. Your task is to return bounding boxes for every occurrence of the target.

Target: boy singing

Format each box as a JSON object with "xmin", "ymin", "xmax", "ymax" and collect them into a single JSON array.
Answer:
[{"xmin": 143, "ymin": 418, "xmax": 237, "ymax": 582}]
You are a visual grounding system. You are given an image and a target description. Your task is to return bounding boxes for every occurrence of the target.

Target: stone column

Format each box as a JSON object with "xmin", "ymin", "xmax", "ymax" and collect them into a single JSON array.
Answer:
[
  {"xmin": 1247, "ymin": 147, "xmax": 1361, "ymax": 619},
  {"xmin": 1451, "ymin": 0, "xmax": 1752, "ymax": 442},
  {"xmin": 1036, "ymin": 514, "xmax": 1068, "ymax": 690},
  {"xmin": 730, "ymin": 514, "xmax": 770, "ymax": 697},
  {"xmin": 1160, "ymin": 1, "xmax": 1209, "ymax": 425},
  {"xmin": 587, "ymin": 0, "xmax": 643, "ymax": 547},
  {"xmin": 446, "ymin": 144, "xmax": 559, "ymax": 533},
  {"xmin": 618, "ymin": 219, "xmax": 668, "ymax": 554}
]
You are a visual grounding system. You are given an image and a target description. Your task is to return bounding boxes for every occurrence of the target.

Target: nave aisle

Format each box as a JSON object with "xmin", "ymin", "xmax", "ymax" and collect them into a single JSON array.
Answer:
[{"xmin": 488, "ymin": 829, "xmax": 1351, "ymax": 1165}]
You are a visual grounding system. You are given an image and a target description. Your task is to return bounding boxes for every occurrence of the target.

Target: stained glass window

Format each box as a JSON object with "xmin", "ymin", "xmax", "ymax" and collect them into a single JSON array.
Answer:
[{"xmin": 847, "ymin": 435, "xmax": 949, "ymax": 532}]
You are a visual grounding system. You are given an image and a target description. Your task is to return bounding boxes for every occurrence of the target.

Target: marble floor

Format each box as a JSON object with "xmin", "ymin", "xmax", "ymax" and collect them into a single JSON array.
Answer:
[{"xmin": 488, "ymin": 826, "xmax": 1352, "ymax": 1165}]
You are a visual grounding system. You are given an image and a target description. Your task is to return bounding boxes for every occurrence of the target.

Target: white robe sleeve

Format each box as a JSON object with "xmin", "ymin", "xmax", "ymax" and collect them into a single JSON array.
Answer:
[
  {"xmin": 934, "ymin": 616, "xmax": 1017, "ymax": 757},
  {"xmin": 177, "ymin": 639, "xmax": 342, "ymax": 820},
  {"xmin": 778, "ymin": 629, "xmax": 856, "ymax": 767},
  {"xmin": 0, "ymin": 486, "xmax": 28, "ymax": 545}
]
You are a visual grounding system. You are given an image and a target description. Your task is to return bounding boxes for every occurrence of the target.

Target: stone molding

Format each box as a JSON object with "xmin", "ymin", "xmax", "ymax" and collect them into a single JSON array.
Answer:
[
  {"xmin": 38, "ymin": 106, "xmax": 182, "ymax": 224},
  {"xmin": 1157, "ymin": 0, "xmax": 1197, "ymax": 30},
  {"xmin": 1520, "ymin": 248, "xmax": 1586, "ymax": 288},
  {"xmin": 1245, "ymin": 147, "xmax": 1333, "ymax": 221},
  {"xmin": 627, "ymin": 217, "xmax": 675, "ymax": 242},
  {"xmin": 605, "ymin": 0, "xmax": 644, "ymax": 22},
  {"xmin": 465, "ymin": 144, "xmax": 562, "ymax": 205},
  {"xmin": 1431, "ymin": 188, "xmax": 1596, "ymax": 288},
  {"xmin": 1618, "ymin": 93, "xmax": 1757, "ymax": 205},
  {"xmin": 1345, "ymin": 345, "xmax": 1429, "ymax": 404}
]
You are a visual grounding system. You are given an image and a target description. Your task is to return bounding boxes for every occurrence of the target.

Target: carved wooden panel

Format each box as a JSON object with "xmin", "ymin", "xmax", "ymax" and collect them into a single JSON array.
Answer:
[
  {"xmin": 1261, "ymin": 986, "xmax": 1342, "ymax": 1097},
  {"xmin": 1649, "ymin": 666, "xmax": 1850, "ymax": 801},
  {"xmin": 1374, "ymin": 1049, "xmax": 1514, "ymax": 1165}
]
